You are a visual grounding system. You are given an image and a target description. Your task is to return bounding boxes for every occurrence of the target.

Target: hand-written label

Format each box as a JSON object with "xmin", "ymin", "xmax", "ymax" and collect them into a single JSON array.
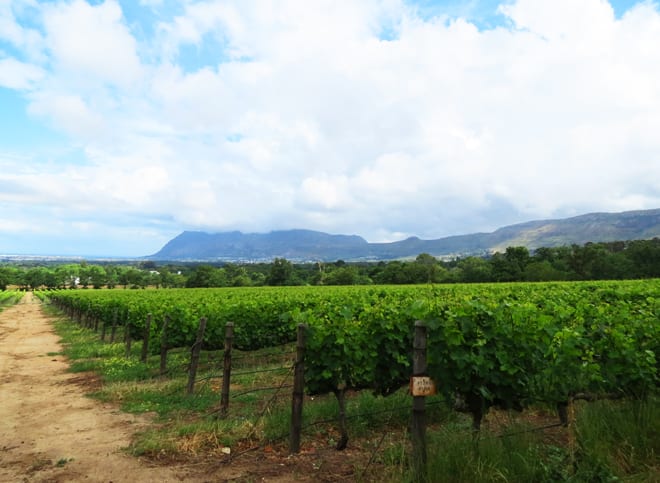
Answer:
[{"xmin": 410, "ymin": 376, "xmax": 437, "ymax": 397}]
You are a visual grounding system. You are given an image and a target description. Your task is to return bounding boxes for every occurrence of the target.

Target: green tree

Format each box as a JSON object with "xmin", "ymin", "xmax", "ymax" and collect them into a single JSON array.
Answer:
[
  {"xmin": 250, "ymin": 271, "xmax": 267, "ymax": 286},
  {"xmin": 626, "ymin": 239, "xmax": 660, "ymax": 278},
  {"xmin": 25, "ymin": 267, "xmax": 49, "ymax": 290},
  {"xmin": 186, "ymin": 265, "xmax": 228, "ymax": 288},
  {"xmin": 324, "ymin": 266, "xmax": 359, "ymax": 285},
  {"xmin": 458, "ymin": 256, "xmax": 493, "ymax": 282},
  {"xmin": 523, "ymin": 260, "xmax": 567, "ymax": 281},
  {"xmin": 491, "ymin": 246, "xmax": 530, "ymax": 282},
  {"xmin": 0, "ymin": 266, "xmax": 20, "ymax": 290},
  {"xmin": 414, "ymin": 253, "xmax": 442, "ymax": 283},
  {"xmin": 105, "ymin": 265, "xmax": 120, "ymax": 289},
  {"xmin": 224, "ymin": 264, "xmax": 253, "ymax": 287},
  {"xmin": 55, "ymin": 264, "xmax": 79, "ymax": 288},
  {"xmin": 373, "ymin": 261, "xmax": 409, "ymax": 284},
  {"xmin": 88, "ymin": 265, "xmax": 107, "ymax": 289},
  {"xmin": 267, "ymin": 258, "xmax": 293, "ymax": 285},
  {"xmin": 123, "ymin": 267, "xmax": 147, "ymax": 288}
]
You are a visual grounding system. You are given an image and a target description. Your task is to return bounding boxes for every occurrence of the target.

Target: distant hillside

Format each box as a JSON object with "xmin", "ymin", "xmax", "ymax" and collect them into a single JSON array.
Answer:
[
  {"xmin": 149, "ymin": 209, "xmax": 660, "ymax": 261},
  {"xmin": 152, "ymin": 230, "xmax": 370, "ymax": 261}
]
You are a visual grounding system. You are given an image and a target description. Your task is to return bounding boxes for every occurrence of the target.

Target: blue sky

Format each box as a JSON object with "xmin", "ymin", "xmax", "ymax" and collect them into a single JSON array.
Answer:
[{"xmin": 1, "ymin": 0, "xmax": 659, "ymax": 257}]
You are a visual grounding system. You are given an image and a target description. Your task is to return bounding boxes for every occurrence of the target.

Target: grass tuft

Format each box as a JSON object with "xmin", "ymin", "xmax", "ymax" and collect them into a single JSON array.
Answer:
[{"xmin": 50, "ymin": 310, "xmax": 659, "ymax": 481}]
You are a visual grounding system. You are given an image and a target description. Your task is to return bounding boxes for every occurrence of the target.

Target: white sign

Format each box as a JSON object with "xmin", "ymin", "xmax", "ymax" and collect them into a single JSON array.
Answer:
[{"xmin": 410, "ymin": 376, "xmax": 437, "ymax": 396}]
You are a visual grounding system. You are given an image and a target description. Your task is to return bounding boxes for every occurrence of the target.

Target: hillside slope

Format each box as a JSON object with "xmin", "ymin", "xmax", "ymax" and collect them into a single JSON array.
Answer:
[{"xmin": 149, "ymin": 209, "xmax": 660, "ymax": 261}]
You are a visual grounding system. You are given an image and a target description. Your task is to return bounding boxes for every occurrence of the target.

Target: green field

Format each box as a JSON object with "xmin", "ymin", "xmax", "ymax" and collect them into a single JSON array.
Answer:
[{"xmin": 42, "ymin": 280, "xmax": 659, "ymax": 481}]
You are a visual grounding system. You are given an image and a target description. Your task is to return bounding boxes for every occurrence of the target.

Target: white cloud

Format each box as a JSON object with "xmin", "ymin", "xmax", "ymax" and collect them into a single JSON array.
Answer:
[
  {"xmin": 500, "ymin": 0, "xmax": 616, "ymax": 43},
  {"xmin": 0, "ymin": 56, "xmax": 44, "ymax": 89},
  {"xmin": 139, "ymin": 0, "xmax": 164, "ymax": 7},
  {"xmin": 0, "ymin": 1, "xmax": 44, "ymax": 60},
  {"xmin": 300, "ymin": 175, "xmax": 351, "ymax": 210},
  {"xmin": 27, "ymin": 93, "xmax": 106, "ymax": 140},
  {"xmin": 42, "ymin": 0, "xmax": 143, "ymax": 87},
  {"xmin": 1, "ymin": 0, "xmax": 660, "ymax": 255}
]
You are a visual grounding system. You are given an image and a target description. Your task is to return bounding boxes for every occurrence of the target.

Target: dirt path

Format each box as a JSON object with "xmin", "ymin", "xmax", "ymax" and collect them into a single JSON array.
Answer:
[{"xmin": 0, "ymin": 293, "xmax": 203, "ymax": 483}]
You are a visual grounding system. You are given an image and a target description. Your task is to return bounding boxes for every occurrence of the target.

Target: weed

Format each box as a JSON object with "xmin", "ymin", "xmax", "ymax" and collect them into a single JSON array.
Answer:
[
  {"xmin": 50, "ymin": 311, "xmax": 659, "ymax": 482},
  {"xmin": 572, "ymin": 398, "xmax": 660, "ymax": 481},
  {"xmin": 55, "ymin": 457, "xmax": 73, "ymax": 467}
]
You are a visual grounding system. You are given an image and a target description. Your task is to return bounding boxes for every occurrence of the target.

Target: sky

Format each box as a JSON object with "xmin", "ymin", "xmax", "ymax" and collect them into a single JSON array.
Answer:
[{"xmin": 1, "ymin": 0, "xmax": 659, "ymax": 257}]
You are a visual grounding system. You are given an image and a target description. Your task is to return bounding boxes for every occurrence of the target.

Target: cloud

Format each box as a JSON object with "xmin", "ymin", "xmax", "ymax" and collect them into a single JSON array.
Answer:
[
  {"xmin": 42, "ymin": 0, "xmax": 143, "ymax": 87},
  {"xmin": 500, "ymin": 0, "xmax": 616, "ymax": 41},
  {"xmin": 0, "ymin": 57, "xmax": 44, "ymax": 89},
  {"xmin": 1, "ymin": 0, "xmax": 659, "ymax": 256},
  {"xmin": 27, "ymin": 93, "xmax": 106, "ymax": 140},
  {"xmin": 139, "ymin": 0, "xmax": 164, "ymax": 7},
  {"xmin": 0, "ymin": 1, "xmax": 45, "ymax": 60}
]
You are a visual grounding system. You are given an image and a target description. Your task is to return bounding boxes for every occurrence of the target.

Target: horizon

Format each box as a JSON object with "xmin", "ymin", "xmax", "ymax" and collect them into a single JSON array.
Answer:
[
  {"xmin": 1, "ymin": 0, "xmax": 659, "ymax": 257},
  {"xmin": 2, "ymin": 206, "xmax": 657, "ymax": 259}
]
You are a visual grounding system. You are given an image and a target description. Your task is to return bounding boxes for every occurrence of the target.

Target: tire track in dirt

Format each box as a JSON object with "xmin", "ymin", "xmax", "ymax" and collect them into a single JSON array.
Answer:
[{"xmin": 0, "ymin": 293, "xmax": 202, "ymax": 483}]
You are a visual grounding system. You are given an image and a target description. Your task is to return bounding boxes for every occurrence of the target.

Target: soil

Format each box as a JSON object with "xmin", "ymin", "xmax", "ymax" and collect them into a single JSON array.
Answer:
[
  {"xmin": 0, "ymin": 293, "xmax": 199, "ymax": 482},
  {"xmin": 0, "ymin": 293, "xmax": 374, "ymax": 483}
]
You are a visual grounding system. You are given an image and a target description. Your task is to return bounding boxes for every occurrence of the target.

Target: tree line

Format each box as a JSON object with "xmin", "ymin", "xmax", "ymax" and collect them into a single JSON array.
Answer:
[{"xmin": 1, "ymin": 238, "xmax": 658, "ymax": 290}]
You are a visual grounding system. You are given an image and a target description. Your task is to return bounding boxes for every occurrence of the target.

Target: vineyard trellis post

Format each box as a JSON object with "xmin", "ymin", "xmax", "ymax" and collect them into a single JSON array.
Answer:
[
  {"xmin": 220, "ymin": 322, "xmax": 234, "ymax": 417},
  {"xmin": 411, "ymin": 320, "xmax": 428, "ymax": 482},
  {"xmin": 187, "ymin": 317, "xmax": 208, "ymax": 395},
  {"xmin": 140, "ymin": 313, "xmax": 152, "ymax": 363},
  {"xmin": 124, "ymin": 320, "xmax": 132, "ymax": 358},
  {"xmin": 110, "ymin": 308, "xmax": 118, "ymax": 343},
  {"xmin": 290, "ymin": 323, "xmax": 306, "ymax": 454},
  {"xmin": 87, "ymin": 301, "xmax": 93, "ymax": 329},
  {"xmin": 100, "ymin": 314, "xmax": 107, "ymax": 342},
  {"xmin": 160, "ymin": 315, "xmax": 170, "ymax": 376}
]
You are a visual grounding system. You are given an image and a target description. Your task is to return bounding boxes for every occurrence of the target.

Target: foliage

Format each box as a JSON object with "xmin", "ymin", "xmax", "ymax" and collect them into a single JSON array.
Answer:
[
  {"xmin": 2, "ymin": 238, "xmax": 660, "ymax": 290},
  {"xmin": 0, "ymin": 290, "xmax": 23, "ymax": 306},
  {"xmin": 45, "ymin": 279, "xmax": 659, "ymax": 424},
  {"xmin": 44, "ymin": 279, "xmax": 659, "ymax": 480}
]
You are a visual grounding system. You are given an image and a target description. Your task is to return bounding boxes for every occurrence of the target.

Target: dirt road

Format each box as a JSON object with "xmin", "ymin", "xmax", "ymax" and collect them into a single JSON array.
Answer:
[{"xmin": 0, "ymin": 293, "xmax": 200, "ymax": 483}]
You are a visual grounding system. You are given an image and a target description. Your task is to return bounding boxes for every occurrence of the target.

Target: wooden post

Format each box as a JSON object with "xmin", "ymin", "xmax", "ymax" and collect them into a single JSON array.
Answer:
[
  {"xmin": 86, "ymin": 302, "xmax": 92, "ymax": 328},
  {"xmin": 220, "ymin": 322, "xmax": 234, "ymax": 417},
  {"xmin": 100, "ymin": 316, "xmax": 107, "ymax": 342},
  {"xmin": 140, "ymin": 313, "xmax": 152, "ymax": 363},
  {"xmin": 110, "ymin": 308, "xmax": 118, "ymax": 343},
  {"xmin": 567, "ymin": 398, "xmax": 576, "ymax": 477},
  {"xmin": 124, "ymin": 320, "xmax": 132, "ymax": 358},
  {"xmin": 186, "ymin": 317, "xmax": 208, "ymax": 395},
  {"xmin": 411, "ymin": 321, "xmax": 428, "ymax": 482},
  {"xmin": 160, "ymin": 315, "xmax": 170, "ymax": 376},
  {"xmin": 334, "ymin": 388, "xmax": 349, "ymax": 450},
  {"xmin": 290, "ymin": 324, "xmax": 306, "ymax": 454}
]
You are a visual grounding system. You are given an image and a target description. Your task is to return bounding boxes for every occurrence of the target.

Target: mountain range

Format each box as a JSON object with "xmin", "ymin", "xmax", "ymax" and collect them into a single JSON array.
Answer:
[{"xmin": 149, "ymin": 208, "xmax": 660, "ymax": 262}]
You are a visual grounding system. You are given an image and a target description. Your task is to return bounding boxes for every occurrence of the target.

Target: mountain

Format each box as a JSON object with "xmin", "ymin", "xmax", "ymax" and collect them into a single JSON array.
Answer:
[
  {"xmin": 152, "ymin": 229, "xmax": 370, "ymax": 261},
  {"xmin": 149, "ymin": 209, "xmax": 660, "ymax": 261}
]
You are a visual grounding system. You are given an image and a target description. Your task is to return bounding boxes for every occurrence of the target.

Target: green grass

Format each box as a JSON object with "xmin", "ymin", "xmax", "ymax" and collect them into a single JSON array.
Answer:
[
  {"xmin": 398, "ymin": 398, "xmax": 660, "ymax": 483},
  {"xmin": 571, "ymin": 398, "xmax": 660, "ymax": 482},
  {"xmin": 422, "ymin": 423, "xmax": 559, "ymax": 482},
  {"xmin": 49, "ymin": 307, "xmax": 659, "ymax": 481},
  {"xmin": 55, "ymin": 457, "xmax": 73, "ymax": 467},
  {"xmin": 51, "ymin": 310, "xmax": 301, "ymax": 455}
]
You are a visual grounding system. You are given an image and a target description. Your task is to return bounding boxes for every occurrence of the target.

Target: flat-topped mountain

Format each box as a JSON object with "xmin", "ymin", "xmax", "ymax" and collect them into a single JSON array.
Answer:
[
  {"xmin": 152, "ymin": 230, "xmax": 369, "ymax": 261},
  {"xmin": 149, "ymin": 208, "xmax": 660, "ymax": 261}
]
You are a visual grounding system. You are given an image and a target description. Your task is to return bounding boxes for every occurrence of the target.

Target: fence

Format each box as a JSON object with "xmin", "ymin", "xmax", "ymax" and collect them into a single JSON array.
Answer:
[{"xmin": 54, "ymin": 302, "xmax": 577, "ymax": 482}]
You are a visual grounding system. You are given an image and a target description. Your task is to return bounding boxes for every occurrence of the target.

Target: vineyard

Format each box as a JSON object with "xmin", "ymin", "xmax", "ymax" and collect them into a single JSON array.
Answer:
[
  {"xmin": 0, "ymin": 290, "xmax": 24, "ymax": 307},
  {"xmin": 41, "ymin": 280, "xmax": 659, "ymax": 480}
]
